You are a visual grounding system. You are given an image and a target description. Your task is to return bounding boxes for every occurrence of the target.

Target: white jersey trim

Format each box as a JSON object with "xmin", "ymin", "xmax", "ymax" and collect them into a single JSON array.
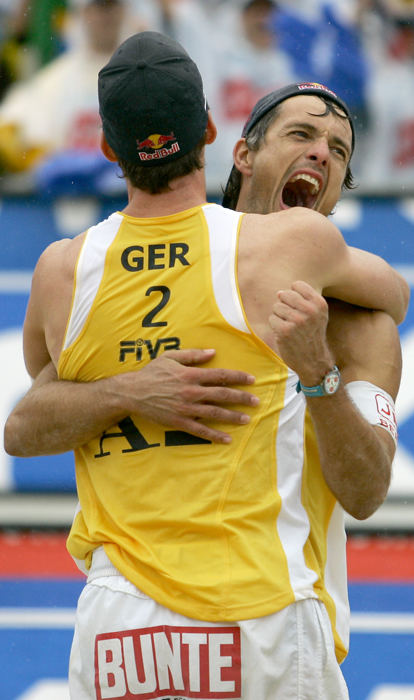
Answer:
[
  {"xmin": 324, "ymin": 502, "xmax": 350, "ymax": 652},
  {"xmin": 202, "ymin": 204, "xmax": 249, "ymax": 333},
  {"xmin": 275, "ymin": 378, "xmax": 319, "ymax": 598},
  {"xmin": 63, "ymin": 213, "xmax": 123, "ymax": 350}
]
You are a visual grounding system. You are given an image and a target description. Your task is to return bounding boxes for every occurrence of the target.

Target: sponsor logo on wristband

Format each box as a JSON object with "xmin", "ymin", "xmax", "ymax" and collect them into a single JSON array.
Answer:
[{"xmin": 375, "ymin": 393, "xmax": 398, "ymax": 441}]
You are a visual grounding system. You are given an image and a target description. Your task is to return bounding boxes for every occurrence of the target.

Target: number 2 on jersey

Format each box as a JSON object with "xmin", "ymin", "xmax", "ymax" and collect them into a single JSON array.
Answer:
[{"xmin": 142, "ymin": 285, "xmax": 170, "ymax": 327}]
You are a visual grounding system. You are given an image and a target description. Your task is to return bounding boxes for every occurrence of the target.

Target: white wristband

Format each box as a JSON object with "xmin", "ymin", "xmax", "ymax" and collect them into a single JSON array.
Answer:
[{"xmin": 345, "ymin": 380, "xmax": 398, "ymax": 444}]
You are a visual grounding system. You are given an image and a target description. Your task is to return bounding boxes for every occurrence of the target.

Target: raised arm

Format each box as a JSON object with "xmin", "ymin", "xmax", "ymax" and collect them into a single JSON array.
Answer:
[
  {"xmin": 322, "ymin": 242, "xmax": 409, "ymax": 325},
  {"xmin": 266, "ymin": 208, "xmax": 409, "ymax": 324},
  {"xmin": 269, "ymin": 282, "xmax": 401, "ymax": 519}
]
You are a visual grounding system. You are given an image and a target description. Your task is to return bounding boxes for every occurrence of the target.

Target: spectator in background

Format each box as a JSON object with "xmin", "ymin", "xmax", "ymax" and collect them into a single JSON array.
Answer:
[
  {"xmin": 128, "ymin": 0, "xmax": 195, "ymax": 37},
  {"xmin": 128, "ymin": 0, "xmax": 216, "ymax": 97},
  {"xmin": 201, "ymin": 0, "xmax": 298, "ymax": 194},
  {"xmin": 358, "ymin": 0, "xmax": 414, "ymax": 191},
  {"xmin": 0, "ymin": 2, "xmax": 19, "ymax": 100},
  {"xmin": 0, "ymin": 0, "xmax": 135, "ymax": 192},
  {"xmin": 0, "ymin": 0, "xmax": 67, "ymax": 99},
  {"xmin": 0, "ymin": 0, "xmax": 61, "ymax": 100},
  {"xmin": 22, "ymin": 0, "xmax": 67, "ymax": 68},
  {"xmin": 271, "ymin": 0, "xmax": 370, "ymax": 162}
]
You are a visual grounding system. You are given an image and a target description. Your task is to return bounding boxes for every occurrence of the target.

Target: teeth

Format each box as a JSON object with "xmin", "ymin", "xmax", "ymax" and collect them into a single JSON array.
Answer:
[{"xmin": 289, "ymin": 173, "xmax": 320, "ymax": 194}]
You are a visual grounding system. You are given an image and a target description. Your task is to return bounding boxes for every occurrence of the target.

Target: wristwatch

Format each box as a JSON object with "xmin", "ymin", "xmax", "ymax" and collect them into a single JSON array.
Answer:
[{"xmin": 296, "ymin": 366, "xmax": 341, "ymax": 397}]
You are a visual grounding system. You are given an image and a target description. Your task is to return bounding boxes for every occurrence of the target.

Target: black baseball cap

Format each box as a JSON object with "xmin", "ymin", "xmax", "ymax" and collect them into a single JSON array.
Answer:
[
  {"xmin": 98, "ymin": 31, "xmax": 208, "ymax": 166},
  {"xmin": 242, "ymin": 81, "xmax": 355, "ymax": 151}
]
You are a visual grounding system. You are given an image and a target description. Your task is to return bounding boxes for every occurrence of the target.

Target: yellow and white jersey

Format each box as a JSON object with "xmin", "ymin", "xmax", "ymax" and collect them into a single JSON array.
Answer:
[{"xmin": 58, "ymin": 202, "xmax": 349, "ymax": 660}]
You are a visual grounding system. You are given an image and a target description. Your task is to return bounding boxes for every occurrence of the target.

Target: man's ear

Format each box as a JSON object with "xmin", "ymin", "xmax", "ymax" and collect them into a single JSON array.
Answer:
[
  {"xmin": 233, "ymin": 138, "xmax": 253, "ymax": 175},
  {"xmin": 205, "ymin": 111, "xmax": 217, "ymax": 144},
  {"xmin": 100, "ymin": 132, "xmax": 118, "ymax": 162}
]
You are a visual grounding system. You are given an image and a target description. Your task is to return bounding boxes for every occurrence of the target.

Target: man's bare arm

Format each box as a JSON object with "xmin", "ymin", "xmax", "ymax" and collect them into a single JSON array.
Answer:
[
  {"xmin": 4, "ymin": 348, "xmax": 259, "ymax": 456},
  {"xmin": 269, "ymin": 282, "xmax": 401, "ymax": 520},
  {"xmin": 323, "ymin": 242, "xmax": 410, "ymax": 326},
  {"xmin": 273, "ymin": 209, "xmax": 410, "ymax": 323},
  {"xmin": 301, "ymin": 212, "xmax": 410, "ymax": 324}
]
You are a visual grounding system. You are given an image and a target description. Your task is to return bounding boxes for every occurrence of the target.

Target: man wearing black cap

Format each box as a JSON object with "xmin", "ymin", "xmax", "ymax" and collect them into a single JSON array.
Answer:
[
  {"xmin": 6, "ymin": 34, "xmax": 408, "ymax": 698},
  {"xmin": 222, "ymin": 81, "xmax": 356, "ymax": 213},
  {"xmin": 220, "ymin": 76, "xmax": 404, "ymax": 670}
]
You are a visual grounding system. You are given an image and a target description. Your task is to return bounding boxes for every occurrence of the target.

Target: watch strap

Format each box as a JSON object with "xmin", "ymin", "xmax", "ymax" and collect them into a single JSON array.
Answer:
[{"xmin": 296, "ymin": 366, "xmax": 341, "ymax": 397}]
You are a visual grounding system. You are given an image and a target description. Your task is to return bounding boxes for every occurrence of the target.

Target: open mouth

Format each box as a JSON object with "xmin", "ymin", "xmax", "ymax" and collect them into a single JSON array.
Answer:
[{"xmin": 282, "ymin": 173, "xmax": 320, "ymax": 208}]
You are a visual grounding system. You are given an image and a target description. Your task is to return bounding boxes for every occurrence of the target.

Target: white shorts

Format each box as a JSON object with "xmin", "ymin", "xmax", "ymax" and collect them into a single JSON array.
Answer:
[{"xmin": 69, "ymin": 548, "xmax": 349, "ymax": 700}]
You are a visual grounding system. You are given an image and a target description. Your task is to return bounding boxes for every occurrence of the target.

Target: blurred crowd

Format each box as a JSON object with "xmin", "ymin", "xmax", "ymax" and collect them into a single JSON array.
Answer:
[{"xmin": 0, "ymin": 0, "xmax": 413, "ymax": 197}]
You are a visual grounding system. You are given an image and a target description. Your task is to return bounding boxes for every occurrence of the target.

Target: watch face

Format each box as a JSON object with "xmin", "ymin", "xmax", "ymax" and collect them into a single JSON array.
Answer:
[{"xmin": 324, "ymin": 371, "xmax": 340, "ymax": 394}]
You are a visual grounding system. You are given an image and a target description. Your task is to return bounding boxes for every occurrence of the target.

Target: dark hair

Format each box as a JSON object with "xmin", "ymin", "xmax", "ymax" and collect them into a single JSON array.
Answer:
[
  {"xmin": 222, "ymin": 97, "xmax": 355, "ymax": 210},
  {"xmin": 117, "ymin": 135, "xmax": 206, "ymax": 194}
]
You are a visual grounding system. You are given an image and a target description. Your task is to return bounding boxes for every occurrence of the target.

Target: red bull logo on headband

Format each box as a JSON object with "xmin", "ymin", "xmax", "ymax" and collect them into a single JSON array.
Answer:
[
  {"xmin": 136, "ymin": 132, "xmax": 180, "ymax": 161},
  {"xmin": 297, "ymin": 82, "xmax": 337, "ymax": 98}
]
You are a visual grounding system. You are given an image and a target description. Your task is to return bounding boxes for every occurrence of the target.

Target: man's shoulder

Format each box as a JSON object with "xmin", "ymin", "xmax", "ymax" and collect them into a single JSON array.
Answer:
[
  {"xmin": 242, "ymin": 207, "xmax": 336, "ymax": 248},
  {"xmin": 244, "ymin": 206, "xmax": 329, "ymax": 227},
  {"xmin": 34, "ymin": 232, "xmax": 87, "ymax": 277}
]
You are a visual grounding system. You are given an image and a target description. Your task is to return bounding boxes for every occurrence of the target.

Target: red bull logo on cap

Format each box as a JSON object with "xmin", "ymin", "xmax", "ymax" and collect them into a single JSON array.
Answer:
[
  {"xmin": 297, "ymin": 82, "xmax": 337, "ymax": 98},
  {"xmin": 136, "ymin": 132, "xmax": 180, "ymax": 161}
]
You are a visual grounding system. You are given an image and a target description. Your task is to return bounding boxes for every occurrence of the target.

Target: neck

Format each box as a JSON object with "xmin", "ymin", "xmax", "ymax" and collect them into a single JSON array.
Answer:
[
  {"xmin": 235, "ymin": 173, "xmax": 254, "ymax": 212},
  {"xmin": 123, "ymin": 169, "xmax": 208, "ymax": 218},
  {"xmin": 235, "ymin": 187, "xmax": 248, "ymax": 212}
]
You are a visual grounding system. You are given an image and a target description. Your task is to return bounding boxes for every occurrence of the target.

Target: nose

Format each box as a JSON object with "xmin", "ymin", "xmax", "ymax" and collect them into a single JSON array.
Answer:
[{"xmin": 306, "ymin": 137, "xmax": 329, "ymax": 167}]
